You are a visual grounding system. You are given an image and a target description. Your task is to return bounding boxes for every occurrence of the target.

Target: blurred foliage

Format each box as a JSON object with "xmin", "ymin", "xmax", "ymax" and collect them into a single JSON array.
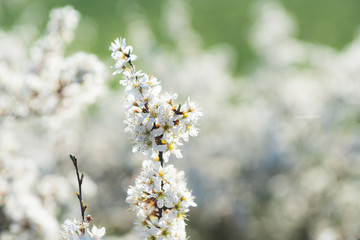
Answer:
[{"xmin": 1, "ymin": 0, "xmax": 360, "ymax": 74}]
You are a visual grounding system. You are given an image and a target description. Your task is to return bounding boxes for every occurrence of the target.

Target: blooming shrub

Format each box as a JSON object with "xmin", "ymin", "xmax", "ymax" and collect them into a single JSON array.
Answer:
[{"xmin": 0, "ymin": 5, "xmax": 106, "ymax": 239}]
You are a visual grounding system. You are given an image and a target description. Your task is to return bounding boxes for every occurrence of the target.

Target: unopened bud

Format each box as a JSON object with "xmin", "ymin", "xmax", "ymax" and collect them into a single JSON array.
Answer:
[
  {"xmin": 70, "ymin": 154, "xmax": 77, "ymax": 164},
  {"xmin": 80, "ymin": 172, "xmax": 84, "ymax": 183},
  {"xmin": 85, "ymin": 215, "xmax": 93, "ymax": 223}
]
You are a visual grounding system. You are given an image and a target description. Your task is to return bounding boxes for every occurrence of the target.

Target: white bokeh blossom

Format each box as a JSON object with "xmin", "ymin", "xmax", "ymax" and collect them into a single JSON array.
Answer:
[
  {"xmin": 0, "ymin": 5, "xmax": 107, "ymax": 126},
  {"xmin": 0, "ymin": 129, "xmax": 68, "ymax": 240},
  {"xmin": 0, "ymin": 5, "xmax": 107, "ymax": 240}
]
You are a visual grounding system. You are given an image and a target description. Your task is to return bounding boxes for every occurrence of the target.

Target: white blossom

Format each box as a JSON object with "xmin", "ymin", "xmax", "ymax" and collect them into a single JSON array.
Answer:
[
  {"xmin": 110, "ymin": 37, "xmax": 137, "ymax": 75},
  {"xmin": 61, "ymin": 218, "xmax": 106, "ymax": 240},
  {"xmin": 112, "ymin": 36, "xmax": 200, "ymax": 239}
]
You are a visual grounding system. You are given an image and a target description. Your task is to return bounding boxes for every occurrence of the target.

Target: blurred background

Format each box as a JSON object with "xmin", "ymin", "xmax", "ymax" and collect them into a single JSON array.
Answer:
[{"xmin": 1, "ymin": 0, "xmax": 360, "ymax": 239}]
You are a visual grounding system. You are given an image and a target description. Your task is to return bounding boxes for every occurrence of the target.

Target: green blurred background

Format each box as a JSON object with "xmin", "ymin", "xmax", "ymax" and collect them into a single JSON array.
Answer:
[{"xmin": 2, "ymin": 0, "xmax": 360, "ymax": 75}]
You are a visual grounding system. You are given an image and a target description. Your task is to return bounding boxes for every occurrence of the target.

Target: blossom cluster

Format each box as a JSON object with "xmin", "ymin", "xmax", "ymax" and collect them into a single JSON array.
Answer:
[
  {"xmin": 126, "ymin": 160, "xmax": 196, "ymax": 239},
  {"xmin": 61, "ymin": 217, "xmax": 105, "ymax": 240},
  {"xmin": 110, "ymin": 38, "xmax": 201, "ymax": 162},
  {"xmin": 111, "ymin": 37, "xmax": 201, "ymax": 239}
]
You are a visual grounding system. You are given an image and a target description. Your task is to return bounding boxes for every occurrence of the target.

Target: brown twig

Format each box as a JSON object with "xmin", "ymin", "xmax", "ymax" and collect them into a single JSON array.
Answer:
[
  {"xmin": 69, "ymin": 154, "xmax": 87, "ymax": 223},
  {"xmin": 159, "ymin": 151, "xmax": 164, "ymax": 167}
]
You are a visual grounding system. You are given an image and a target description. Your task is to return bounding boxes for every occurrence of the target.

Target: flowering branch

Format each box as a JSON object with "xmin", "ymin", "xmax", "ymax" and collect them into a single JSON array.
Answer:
[{"xmin": 110, "ymin": 37, "xmax": 201, "ymax": 239}]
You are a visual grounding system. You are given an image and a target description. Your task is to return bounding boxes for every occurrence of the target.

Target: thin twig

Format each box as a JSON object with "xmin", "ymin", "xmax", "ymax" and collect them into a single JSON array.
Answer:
[{"xmin": 69, "ymin": 154, "xmax": 86, "ymax": 223}]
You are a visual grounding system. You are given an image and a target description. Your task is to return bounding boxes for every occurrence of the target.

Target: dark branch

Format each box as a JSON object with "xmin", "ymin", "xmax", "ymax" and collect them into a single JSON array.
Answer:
[
  {"xmin": 159, "ymin": 151, "xmax": 164, "ymax": 167},
  {"xmin": 70, "ymin": 154, "xmax": 87, "ymax": 223}
]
